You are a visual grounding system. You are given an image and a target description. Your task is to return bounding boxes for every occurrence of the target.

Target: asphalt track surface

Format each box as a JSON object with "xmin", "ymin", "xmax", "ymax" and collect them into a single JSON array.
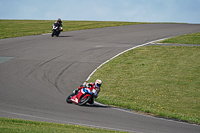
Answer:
[{"xmin": 0, "ymin": 24, "xmax": 200, "ymax": 133}]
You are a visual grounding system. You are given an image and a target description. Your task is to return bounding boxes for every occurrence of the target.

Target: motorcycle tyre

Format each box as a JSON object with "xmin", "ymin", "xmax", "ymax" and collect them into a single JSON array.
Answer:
[
  {"xmin": 66, "ymin": 93, "xmax": 75, "ymax": 103},
  {"xmin": 78, "ymin": 94, "xmax": 91, "ymax": 106},
  {"xmin": 56, "ymin": 31, "xmax": 60, "ymax": 37},
  {"xmin": 51, "ymin": 31, "xmax": 55, "ymax": 37}
]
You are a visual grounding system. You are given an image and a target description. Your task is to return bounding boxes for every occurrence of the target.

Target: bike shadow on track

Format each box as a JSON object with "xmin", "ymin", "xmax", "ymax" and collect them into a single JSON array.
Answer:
[
  {"xmin": 83, "ymin": 104, "xmax": 110, "ymax": 108},
  {"xmin": 83, "ymin": 103, "xmax": 137, "ymax": 113},
  {"xmin": 57, "ymin": 36, "xmax": 73, "ymax": 37}
]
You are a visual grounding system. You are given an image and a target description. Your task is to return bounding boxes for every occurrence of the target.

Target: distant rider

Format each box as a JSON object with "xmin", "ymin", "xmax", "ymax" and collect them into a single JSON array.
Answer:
[
  {"xmin": 53, "ymin": 18, "xmax": 63, "ymax": 33},
  {"xmin": 73, "ymin": 79, "xmax": 102, "ymax": 104},
  {"xmin": 55, "ymin": 18, "xmax": 63, "ymax": 27}
]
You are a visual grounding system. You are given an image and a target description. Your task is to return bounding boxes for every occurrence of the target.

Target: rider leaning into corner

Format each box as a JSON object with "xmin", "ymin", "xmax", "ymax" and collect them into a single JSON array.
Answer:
[
  {"xmin": 73, "ymin": 79, "xmax": 102, "ymax": 104},
  {"xmin": 53, "ymin": 18, "xmax": 63, "ymax": 32},
  {"xmin": 55, "ymin": 18, "xmax": 63, "ymax": 27}
]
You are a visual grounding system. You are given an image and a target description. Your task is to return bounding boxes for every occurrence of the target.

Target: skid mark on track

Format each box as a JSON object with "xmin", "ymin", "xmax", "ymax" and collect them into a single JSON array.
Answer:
[
  {"xmin": 26, "ymin": 54, "xmax": 68, "ymax": 93},
  {"xmin": 29, "ymin": 54, "xmax": 65, "ymax": 74},
  {"xmin": 54, "ymin": 62, "xmax": 75, "ymax": 94},
  {"xmin": 28, "ymin": 54, "xmax": 65, "ymax": 76}
]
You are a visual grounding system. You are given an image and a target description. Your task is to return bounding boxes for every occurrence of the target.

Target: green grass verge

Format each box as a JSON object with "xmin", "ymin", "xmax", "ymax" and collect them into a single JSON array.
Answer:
[
  {"xmin": 89, "ymin": 45, "xmax": 200, "ymax": 124},
  {"xmin": 0, "ymin": 117, "xmax": 126, "ymax": 133},
  {"xmin": 158, "ymin": 32, "xmax": 200, "ymax": 44},
  {"xmin": 0, "ymin": 20, "xmax": 149, "ymax": 39}
]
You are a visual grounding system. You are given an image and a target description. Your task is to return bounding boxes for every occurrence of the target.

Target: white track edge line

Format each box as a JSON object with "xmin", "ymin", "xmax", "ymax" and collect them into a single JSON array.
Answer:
[
  {"xmin": 84, "ymin": 37, "xmax": 200, "ymax": 126},
  {"xmin": 85, "ymin": 37, "xmax": 168, "ymax": 83},
  {"xmin": 0, "ymin": 110, "xmax": 139, "ymax": 133}
]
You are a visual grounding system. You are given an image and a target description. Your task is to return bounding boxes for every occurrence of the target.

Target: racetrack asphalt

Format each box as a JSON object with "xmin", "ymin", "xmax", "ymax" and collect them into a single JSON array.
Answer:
[{"xmin": 0, "ymin": 24, "xmax": 200, "ymax": 133}]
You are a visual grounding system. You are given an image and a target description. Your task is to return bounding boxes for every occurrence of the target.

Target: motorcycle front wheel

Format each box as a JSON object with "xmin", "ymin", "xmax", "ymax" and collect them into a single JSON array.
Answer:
[
  {"xmin": 66, "ymin": 93, "xmax": 75, "ymax": 103},
  {"xmin": 51, "ymin": 31, "xmax": 54, "ymax": 37},
  {"xmin": 56, "ymin": 30, "xmax": 60, "ymax": 37},
  {"xmin": 78, "ymin": 94, "xmax": 91, "ymax": 106}
]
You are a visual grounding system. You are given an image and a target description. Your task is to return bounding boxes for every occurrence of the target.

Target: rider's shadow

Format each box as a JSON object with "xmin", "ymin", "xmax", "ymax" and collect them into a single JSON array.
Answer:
[
  {"xmin": 57, "ymin": 35, "xmax": 73, "ymax": 37},
  {"xmin": 83, "ymin": 104, "xmax": 110, "ymax": 108}
]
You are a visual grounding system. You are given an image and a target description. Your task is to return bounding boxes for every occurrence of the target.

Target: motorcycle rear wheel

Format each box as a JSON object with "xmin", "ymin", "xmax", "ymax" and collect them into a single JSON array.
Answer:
[{"xmin": 78, "ymin": 94, "xmax": 91, "ymax": 106}]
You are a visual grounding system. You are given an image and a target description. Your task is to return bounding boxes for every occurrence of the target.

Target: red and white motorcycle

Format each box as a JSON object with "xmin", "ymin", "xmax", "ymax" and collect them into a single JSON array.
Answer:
[{"xmin": 66, "ymin": 87, "xmax": 98, "ymax": 106}]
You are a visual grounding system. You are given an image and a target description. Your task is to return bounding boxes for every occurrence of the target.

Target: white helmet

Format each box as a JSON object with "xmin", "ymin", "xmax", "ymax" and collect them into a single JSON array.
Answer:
[{"xmin": 95, "ymin": 79, "xmax": 102, "ymax": 88}]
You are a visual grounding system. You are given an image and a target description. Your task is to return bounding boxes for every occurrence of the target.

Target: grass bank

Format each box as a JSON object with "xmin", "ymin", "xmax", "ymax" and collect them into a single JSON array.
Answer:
[
  {"xmin": 159, "ymin": 32, "xmax": 200, "ymax": 44},
  {"xmin": 0, "ymin": 20, "xmax": 149, "ymax": 39},
  {"xmin": 89, "ymin": 35, "xmax": 200, "ymax": 124},
  {"xmin": 0, "ymin": 117, "xmax": 126, "ymax": 133}
]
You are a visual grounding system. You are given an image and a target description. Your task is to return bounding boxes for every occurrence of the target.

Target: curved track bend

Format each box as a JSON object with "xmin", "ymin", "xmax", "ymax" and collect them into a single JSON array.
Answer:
[{"xmin": 0, "ymin": 24, "xmax": 200, "ymax": 133}]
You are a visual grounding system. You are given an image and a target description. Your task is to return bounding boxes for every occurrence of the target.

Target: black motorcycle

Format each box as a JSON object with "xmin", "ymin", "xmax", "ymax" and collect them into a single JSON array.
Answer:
[{"xmin": 51, "ymin": 23, "xmax": 63, "ymax": 37}]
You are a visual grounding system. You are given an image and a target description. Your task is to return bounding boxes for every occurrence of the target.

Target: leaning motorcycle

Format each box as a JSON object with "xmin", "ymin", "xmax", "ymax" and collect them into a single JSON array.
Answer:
[
  {"xmin": 51, "ymin": 23, "xmax": 63, "ymax": 37},
  {"xmin": 66, "ymin": 87, "xmax": 95, "ymax": 106}
]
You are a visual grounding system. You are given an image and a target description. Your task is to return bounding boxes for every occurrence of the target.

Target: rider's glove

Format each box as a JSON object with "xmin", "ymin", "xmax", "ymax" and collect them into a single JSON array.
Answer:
[
  {"xmin": 86, "ymin": 83, "xmax": 92, "ymax": 88},
  {"xmin": 73, "ymin": 88, "xmax": 79, "ymax": 94},
  {"xmin": 72, "ymin": 90, "xmax": 76, "ymax": 94}
]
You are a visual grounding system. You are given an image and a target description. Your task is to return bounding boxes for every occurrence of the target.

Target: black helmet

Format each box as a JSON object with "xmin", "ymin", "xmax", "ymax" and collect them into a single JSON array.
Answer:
[{"xmin": 57, "ymin": 18, "xmax": 61, "ymax": 22}]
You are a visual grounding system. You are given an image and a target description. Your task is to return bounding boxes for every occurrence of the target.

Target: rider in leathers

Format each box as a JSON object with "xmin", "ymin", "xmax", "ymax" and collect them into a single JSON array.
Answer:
[
  {"xmin": 53, "ymin": 18, "xmax": 63, "ymax": 33},
  {"xmin": 55, "ymin": 18, "xmax": 62, "ymax": 27},
  {"xmin": 73, "ymin": 79, "xmax": 102, "ymax": 104}
]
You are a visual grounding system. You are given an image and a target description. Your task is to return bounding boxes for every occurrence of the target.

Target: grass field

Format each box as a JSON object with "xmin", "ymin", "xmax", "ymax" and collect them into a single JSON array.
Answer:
[
  {"xmin": 0, "ymin": 20, "xmax": 149, "ymax": 39},
  {"xmin": 89, "ymin": 38, "xmax": 200, "ymax": 124},
  {"xmin": 0, "ymin": 117, "xmax": 126, "ymax": 133},
  {"xmin": 159, "ymin": 32, "xmax": 200, "ymax": 44}
]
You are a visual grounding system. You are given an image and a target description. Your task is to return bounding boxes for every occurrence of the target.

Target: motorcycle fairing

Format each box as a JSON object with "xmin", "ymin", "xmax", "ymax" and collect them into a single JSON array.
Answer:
[{"xmin": 71, "ymin": 88, "xmax": 92, "ymax": 104}]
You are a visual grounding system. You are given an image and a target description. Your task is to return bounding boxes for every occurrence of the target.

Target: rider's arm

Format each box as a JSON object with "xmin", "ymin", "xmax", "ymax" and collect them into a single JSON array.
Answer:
[
  {"xmin": 92, "ymin": 87, "xmax": 100, "ymax": 98},
  {"xmin": 73, "ymin": 85, "xmax": 84, "ymax": 94},
  {"xmin": 93, "ymin": 90, "xmax": 98, "ymax": 98},
  {"xmin": 85, "ymin": 82, "xmax": 93, "ymax": 88}
]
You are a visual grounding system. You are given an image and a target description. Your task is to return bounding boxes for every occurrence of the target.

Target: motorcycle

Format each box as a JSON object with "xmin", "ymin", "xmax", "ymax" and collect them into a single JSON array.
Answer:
[
  {"xmin": 51, "ymin": 23, "xmax": 63, "ymax": 37},
  {"xmin": 66, "ymin": 87, "xmax": 96, "ymax": 106}
]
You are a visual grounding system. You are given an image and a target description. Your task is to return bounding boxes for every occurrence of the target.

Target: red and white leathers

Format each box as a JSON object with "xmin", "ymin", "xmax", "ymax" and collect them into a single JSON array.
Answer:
[
  {"xmin": 78, "ymin": 82, "xmax": 100, "ymax": 98},
  {"xmin": 72, "ymin": 79, "xmax": 102, "ymax": 104},
  {"xmin": 71, "ymin": 82, "xmax": 100, "ymax": 104}
]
